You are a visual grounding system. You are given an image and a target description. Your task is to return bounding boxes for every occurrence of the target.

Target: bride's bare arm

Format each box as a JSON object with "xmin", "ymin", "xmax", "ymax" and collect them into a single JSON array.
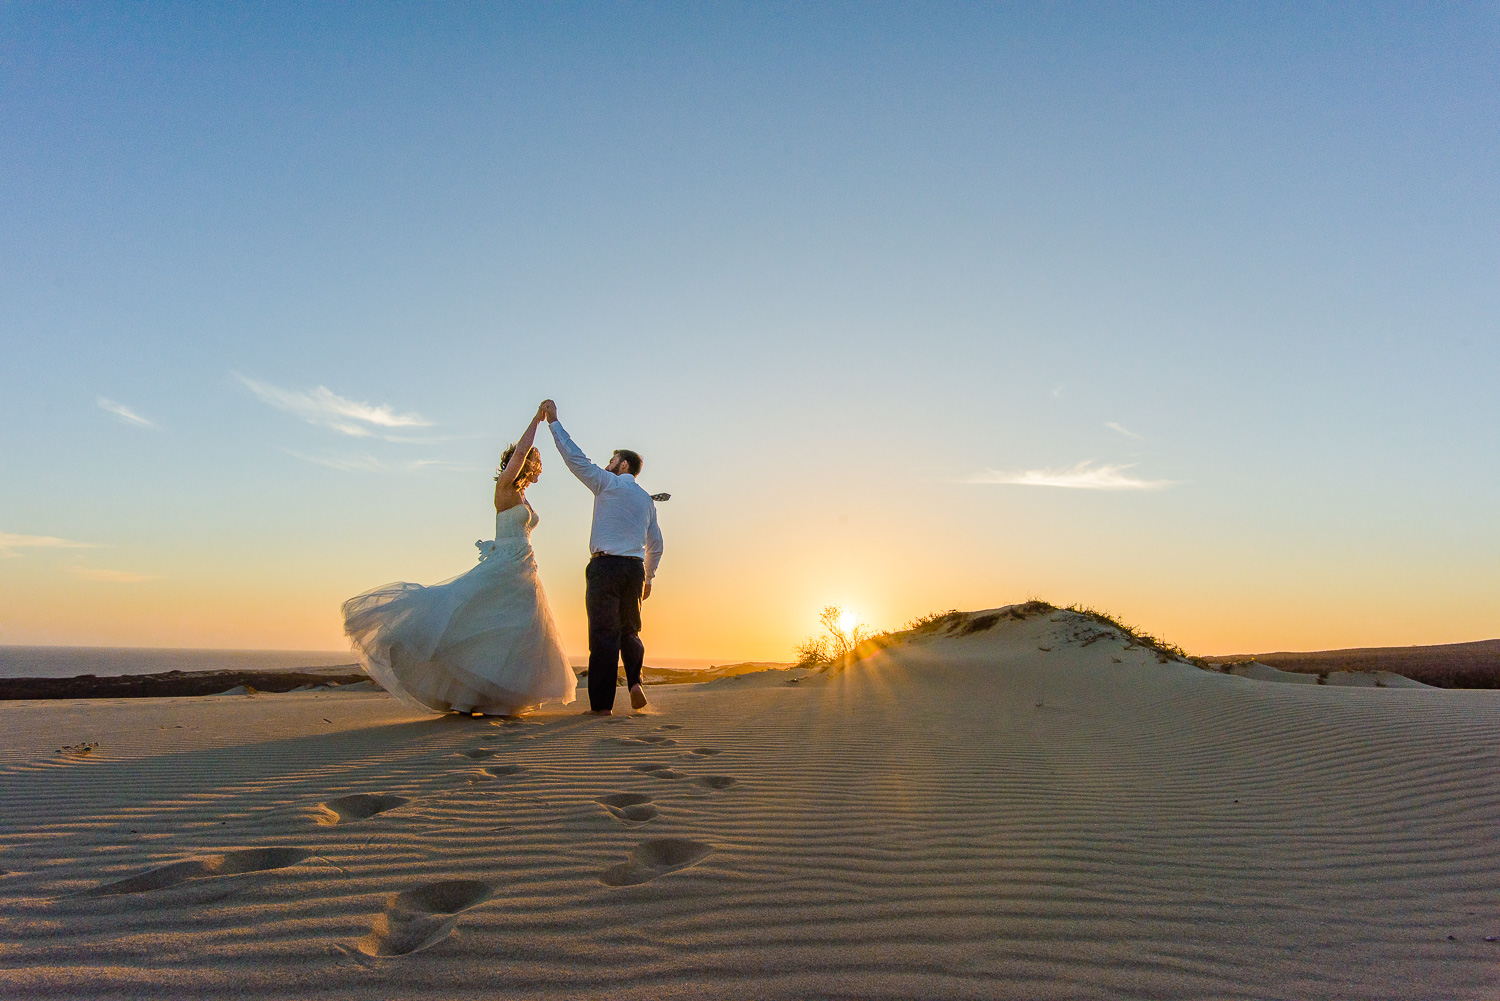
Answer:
[{"xmin": 494, "ymin": 405, "xmax": 547, "ymax": 502}]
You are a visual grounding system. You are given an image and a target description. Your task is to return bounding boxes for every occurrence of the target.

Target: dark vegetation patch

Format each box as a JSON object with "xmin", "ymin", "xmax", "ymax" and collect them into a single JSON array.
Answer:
[
  {"xmin": 958, "ymin": 613, "xmax": 1003, "ymax": 636},
  {"xmin": 866, "ymin": 601, "xmax": 1056, "ymax": 653},
  {"xmin": 906, "ymin": 610, "xmax": 964, "ymax": 635}
]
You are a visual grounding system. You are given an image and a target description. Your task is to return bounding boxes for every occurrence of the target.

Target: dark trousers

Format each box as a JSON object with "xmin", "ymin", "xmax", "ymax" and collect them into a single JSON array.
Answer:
[{"xmin": 584, "ymin": 555, "xmax": 645, "ymax": 711}]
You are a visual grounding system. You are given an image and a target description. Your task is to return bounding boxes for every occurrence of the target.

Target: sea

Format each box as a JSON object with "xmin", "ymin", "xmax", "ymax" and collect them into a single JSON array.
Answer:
[
  {"xmin": 0, "ymin": 646, "xmax": 721, "ymax": 680},
  {"xmin": 0, "ymin": 646, "xmax": 359, "ymax": 680}
]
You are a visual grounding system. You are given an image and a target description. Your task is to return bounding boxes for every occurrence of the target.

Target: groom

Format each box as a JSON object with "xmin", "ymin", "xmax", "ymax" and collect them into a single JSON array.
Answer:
[{"xmin": 541, "ymin": 400, "xmax": 664, "ymax": 715}]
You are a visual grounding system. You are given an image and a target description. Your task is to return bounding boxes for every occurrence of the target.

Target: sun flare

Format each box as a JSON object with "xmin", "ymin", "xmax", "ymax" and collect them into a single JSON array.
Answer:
[{"xmin": 837, "ymin": 609, "xmax": 860, "ymax": 635}]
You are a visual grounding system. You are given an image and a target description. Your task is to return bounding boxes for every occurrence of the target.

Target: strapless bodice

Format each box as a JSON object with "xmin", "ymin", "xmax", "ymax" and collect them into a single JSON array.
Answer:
[
  {"xmin": 495, "ymin": 501, "xmax": 539, "ymax": 540},
  {"xmin": 475, "ymin": 503, "xmax": 538, "ymax": 563}
]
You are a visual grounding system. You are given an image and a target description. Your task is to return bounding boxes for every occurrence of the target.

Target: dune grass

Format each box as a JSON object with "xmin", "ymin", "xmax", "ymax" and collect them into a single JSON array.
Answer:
[
  {"xmin": 798, "ymin": 599, "xmax": 1495, "ymax": 688},
  {"xmin": 1059, "ymin": 603, "xmax": 1209, "ymax": 668},
  {"xmin": 801, "ymin": 599, "xmax": 1210, "ymax": 670}
]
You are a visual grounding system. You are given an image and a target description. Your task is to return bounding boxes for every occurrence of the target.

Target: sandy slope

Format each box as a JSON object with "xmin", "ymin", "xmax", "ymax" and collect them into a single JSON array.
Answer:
[
  {"xmin": 1211, "ymin": 639, "xmax": 1500, "ymax": 689},
  {"xmin": 1, "ymin": 607, "xmax": 1497, "ymax": 1000},
  {"xmin": 1222, "ymin": 661, "xmax": 1432, "ymax": 687}
]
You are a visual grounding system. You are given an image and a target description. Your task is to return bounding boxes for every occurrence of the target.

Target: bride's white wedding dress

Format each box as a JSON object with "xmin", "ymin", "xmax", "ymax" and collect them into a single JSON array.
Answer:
[{"xmin": 342, "ymin": 501, "xmax": 576, "ymax": 715}]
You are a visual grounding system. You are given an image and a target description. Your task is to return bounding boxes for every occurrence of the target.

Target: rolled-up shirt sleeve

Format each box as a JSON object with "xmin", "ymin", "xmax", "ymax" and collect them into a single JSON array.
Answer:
[
  {"xmin": 548, "ymin": 420, "xmax": 610, "ymax": 495},
  {"xmin": 644, "ymin": 504, "xmax": 663, "ymax": 581}
]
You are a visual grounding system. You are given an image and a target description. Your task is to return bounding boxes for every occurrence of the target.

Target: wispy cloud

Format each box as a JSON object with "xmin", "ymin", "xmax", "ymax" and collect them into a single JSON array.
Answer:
[
  {"xmin": 0, "ymin": 532, "xmax": 100, "ymax": 557},
  {"xmin": 407, "ymin": 459, "xmax": 479, "ymax": 472},
  {"xmin": 965, "ymin": 461, "xmax": 1175, "ymax": 491},
  {"xmin": 282, "ymin": 450, "xmax": 390, "ymax": 472},
  {"xmin": 236, "ymin": 375, "xmax": 433, "ymax": 437},
  {"xmin": 71, "ymin": 567, "xmax": 156, "ymax": 583},
  {"xmin": 381, "ymin": 432, "xmax": 493, "ymax": 444},
  {"xmin": 1105, "ymin": 421, "xmax": 1143, "ymax": 440},
  {"xmin": 97, "ymin": 397, "xmax": 160, "ymax": 430},
  {"xmin": 282, "ymin": 450, "xmax": 475, "ymax": 474}
]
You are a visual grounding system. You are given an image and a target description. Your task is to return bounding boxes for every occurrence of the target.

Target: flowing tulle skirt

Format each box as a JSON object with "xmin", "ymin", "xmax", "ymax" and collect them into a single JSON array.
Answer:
[{"xmin": 342, "ymin": 540, "xmax": 576, "ymax": 715}]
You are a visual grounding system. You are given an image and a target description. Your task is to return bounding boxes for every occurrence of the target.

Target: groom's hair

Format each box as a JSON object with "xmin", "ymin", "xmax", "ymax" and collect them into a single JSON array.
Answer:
[{"xmin": 612, "ymin": 449, "xmax": 643, "ymax": 476}]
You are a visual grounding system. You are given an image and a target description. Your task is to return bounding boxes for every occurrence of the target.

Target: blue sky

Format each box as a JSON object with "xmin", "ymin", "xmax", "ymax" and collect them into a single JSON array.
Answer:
[{"xmin": 2, "ymin": 2, "xmax": 1497, "ymax": 657}]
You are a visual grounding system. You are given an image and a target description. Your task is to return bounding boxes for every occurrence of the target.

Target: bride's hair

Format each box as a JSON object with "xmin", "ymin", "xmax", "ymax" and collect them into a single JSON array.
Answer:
[{"xmin": 496, "ymin": 444, "xmax": 542, "ymax": 487}]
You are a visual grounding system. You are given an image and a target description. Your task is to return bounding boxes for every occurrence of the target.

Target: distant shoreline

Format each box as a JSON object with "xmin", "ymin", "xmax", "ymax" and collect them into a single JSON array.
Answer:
[
  {"xmin": 0, "ymin": 646, "xmax": 359, "ymax": 681},
  {"xmin": 0, "ymin": 661, "xmax": 793, "ymax": 700},
  {"xmin": 0, "ymin": 646, "xmax": 735, "ymax": 682},
  {"xmin": 0, "ymin": 665, "xmax": 370, "ymax": 701}
]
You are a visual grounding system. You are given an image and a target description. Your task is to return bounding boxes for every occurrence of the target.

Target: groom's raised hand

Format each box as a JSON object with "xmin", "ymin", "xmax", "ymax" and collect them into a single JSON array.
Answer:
[{"xmin": 541, "ymin": 399, "xmax": 558, "ymax": 422}]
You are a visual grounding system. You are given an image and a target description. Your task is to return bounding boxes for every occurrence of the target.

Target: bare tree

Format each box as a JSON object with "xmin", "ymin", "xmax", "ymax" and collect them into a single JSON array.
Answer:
[
  {"xmin": 819, "ymin": 605, "xmax": 868, "ymax": 661},
  {"xmin": 794, "ymin": 604, "xmax": 872, "ymax": 667},
  {"xmin": 794, "ymin": 636, "xmax": 830, "ymax": 667}
]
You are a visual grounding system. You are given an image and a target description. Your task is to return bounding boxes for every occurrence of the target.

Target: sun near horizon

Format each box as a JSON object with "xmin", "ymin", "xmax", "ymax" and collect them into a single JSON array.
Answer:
[
  {"xmin": 2, "ymin": 8, "xmax": 1498, "ymax": 998},
  {"xmin": 1, "ymin": 3, "xmax": 1497, "ymax": 663}
]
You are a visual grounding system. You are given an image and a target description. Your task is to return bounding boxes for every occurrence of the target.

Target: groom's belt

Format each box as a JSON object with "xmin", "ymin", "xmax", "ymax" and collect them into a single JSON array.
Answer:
[{"xmin": 591, "ymin": 551, "xmax": 644, "ymax": 561}]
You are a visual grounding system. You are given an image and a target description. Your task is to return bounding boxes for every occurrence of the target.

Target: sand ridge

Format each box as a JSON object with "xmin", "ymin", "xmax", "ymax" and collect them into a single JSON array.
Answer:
[{"xmin": 0, "ymin": 607, "xmax": 1497, "ymax": 999}]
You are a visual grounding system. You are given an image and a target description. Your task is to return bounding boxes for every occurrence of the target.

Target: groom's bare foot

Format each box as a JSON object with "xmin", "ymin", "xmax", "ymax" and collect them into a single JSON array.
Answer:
[
  {"xmin": 588, "ymin": 708, "xmax": 612, "ymax": 716},
  {"xmin": 629, "ymin": 685, "xmax": 648, "ymax": 710}
]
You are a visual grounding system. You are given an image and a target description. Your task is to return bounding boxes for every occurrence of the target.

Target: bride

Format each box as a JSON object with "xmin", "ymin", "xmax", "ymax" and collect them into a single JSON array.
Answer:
[{"xmin": 342, "ymin": 403, "xmax": 576, "ymax": 717}]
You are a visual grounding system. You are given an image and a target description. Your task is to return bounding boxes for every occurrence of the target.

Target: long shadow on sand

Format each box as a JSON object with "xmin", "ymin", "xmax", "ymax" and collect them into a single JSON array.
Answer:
[{"xmin": 0, "ymin": 708, "xmax": 613, "ymax": 825}]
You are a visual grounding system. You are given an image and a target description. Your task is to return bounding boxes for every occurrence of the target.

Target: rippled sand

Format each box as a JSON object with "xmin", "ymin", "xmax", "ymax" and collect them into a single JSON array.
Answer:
[{"xmin": 2, "ymin": 607, "xmax": 1497, "ymax": 999}]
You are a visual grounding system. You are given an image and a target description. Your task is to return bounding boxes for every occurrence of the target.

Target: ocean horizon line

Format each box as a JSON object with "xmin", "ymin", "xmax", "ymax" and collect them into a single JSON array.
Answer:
[{"xmin": 0, "ymin": 645, "xmax": 744, "ymax": 680}]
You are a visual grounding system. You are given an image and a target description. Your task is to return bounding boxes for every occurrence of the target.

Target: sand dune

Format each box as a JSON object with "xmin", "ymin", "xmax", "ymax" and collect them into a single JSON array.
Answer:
[
  {"xmin": 1, "ymin": 606, "xmax": 1497, "ymax": 999},
  {"xmin": 1223, "ymin": 661, "xmax": 1432, "ymax": 688},
  {"xmin": 1209, "ymin": 638, "xmax": 1500, "ymax": 689}
]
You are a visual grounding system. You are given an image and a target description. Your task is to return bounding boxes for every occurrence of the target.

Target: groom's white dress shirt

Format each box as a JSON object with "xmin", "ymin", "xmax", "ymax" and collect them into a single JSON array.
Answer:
[{"xmin": 548, "ymin": 420, "xmax": 663, "ymax": 581}]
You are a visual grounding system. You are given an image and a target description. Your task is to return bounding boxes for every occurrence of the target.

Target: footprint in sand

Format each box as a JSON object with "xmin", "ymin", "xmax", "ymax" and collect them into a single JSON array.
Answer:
[
  {"xmin": 602, "ymin": 736, "xmax": 679, "ymax": 747},
  {"xmin": 458, "ymin": 747, "xmax": 497, "ymax": 759},
  {"xmin": 598, "ymin": 838, "xmax": 712, "ymax": 887},
  {"xmin": 85, "ymin": 847, "xmax": 314, "ymax": 896},
  {"xmin": 316, "ymin": 794, "xmax": 411, "ymax": 825},
  {"xmin": 482, "ymin": 764, "xmax": 525, "ymax": 777},
  {"xmin": 688, "ymin": 747, "xmax": 722, "ymax": 756},
  {"xmin": 596, "ymin": 792, "xmax": 658, "ymax": 823},
  {"xmin": 358, "ymin": 879, "xmax": 494, "ymax": 957},
  {"xmin": 692, "ymin": 776, "xmax": 737, "ymax": 790},
  {"xmin": 629, "ymin": 763, "xmax": 684, "ymax": 780},
  {"xmin": 651, "ymin": 724, "xmax": 683, "ymax": 731}
]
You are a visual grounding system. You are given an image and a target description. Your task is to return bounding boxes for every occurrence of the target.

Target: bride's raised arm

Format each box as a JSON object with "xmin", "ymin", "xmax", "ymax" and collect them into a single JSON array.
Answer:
[{"xmin": 494, "ymin": 404, "xmax": 547, "ymax": 500}]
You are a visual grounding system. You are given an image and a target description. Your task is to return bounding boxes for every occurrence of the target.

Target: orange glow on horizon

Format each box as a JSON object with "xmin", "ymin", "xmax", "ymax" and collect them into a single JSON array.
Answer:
[{"xmin": 3, "ymin": 494, "xmax": 1499, "ymax": 660}]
